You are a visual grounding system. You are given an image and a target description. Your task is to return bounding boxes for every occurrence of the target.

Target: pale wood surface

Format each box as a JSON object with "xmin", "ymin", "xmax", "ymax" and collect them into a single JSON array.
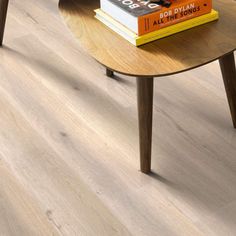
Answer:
[
  {"xmin": 59, "ymin": 0, "xmax": 236, "ymax": 77},
  {"xmin": 1, "ymin": 0, "xmax": 236, "ymax": 235}
]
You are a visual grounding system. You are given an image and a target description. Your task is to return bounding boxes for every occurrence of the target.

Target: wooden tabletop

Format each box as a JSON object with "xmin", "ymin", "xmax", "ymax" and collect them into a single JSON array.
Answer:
[{"xmin": 59, "ymin": 0, "xmax": 236, "ymax": 77}]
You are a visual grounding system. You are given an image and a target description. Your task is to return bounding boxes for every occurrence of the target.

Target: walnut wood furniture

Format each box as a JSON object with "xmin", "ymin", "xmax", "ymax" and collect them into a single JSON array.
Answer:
[{"xmin": 1, "ymin": 0, "xmax": 236, "ymax": 174}]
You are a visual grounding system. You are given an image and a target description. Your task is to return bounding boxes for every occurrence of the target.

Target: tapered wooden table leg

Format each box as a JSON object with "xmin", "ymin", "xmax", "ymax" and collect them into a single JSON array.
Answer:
[
  {"xmin": 219, "ymin": 52, "xmax": 236, "ymax": 128},
  {"xmin": 137, "ymin": 77, "xmax": 154, "ymax": 174},
  {"xmin": 106, "ymin": 68, "xmax": 114, "ymax": 78},
  {"xmin": 0, "ymin": 0, "xmax": 9, "ymax": 46}
]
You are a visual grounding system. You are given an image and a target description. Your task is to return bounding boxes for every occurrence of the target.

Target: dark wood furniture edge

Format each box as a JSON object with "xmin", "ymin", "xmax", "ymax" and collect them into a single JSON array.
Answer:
[
  {"xmin": 0, "ymin": 0, "xmax": 9, "ymax": 46},
  {"xmin": 219, "ymin": 52, "xmax": 236, "ymax": 128}
]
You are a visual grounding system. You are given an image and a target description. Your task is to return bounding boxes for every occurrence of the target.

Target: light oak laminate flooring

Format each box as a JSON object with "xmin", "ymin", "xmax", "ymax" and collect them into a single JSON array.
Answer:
[{"xmin": 0, "ymin": 0, "xmax": 236, "ymax": 235}]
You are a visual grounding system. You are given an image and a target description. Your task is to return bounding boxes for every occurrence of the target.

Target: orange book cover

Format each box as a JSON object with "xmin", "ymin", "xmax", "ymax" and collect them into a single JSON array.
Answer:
[{"xmin": 138, "ymin": 0, "xmax": 212, "ymax": 35}]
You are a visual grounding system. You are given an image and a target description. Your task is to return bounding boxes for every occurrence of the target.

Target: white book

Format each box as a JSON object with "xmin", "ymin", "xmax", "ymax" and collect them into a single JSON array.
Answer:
[{"xmin": 100, "ymin": 0, "xmax": 161, "ymax": 34}]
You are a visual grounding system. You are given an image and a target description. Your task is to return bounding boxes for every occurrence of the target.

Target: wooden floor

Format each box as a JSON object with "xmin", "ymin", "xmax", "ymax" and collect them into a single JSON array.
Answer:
[{"xmin": 0, "ymin": 0, "xmax": 236, "ymax": 235}]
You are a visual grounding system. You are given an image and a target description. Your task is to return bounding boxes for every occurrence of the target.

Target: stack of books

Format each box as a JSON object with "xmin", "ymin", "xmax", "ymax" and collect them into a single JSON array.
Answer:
[{"xmin": 94, "ymin": 0, "xmax": 219, "ymax": 46}]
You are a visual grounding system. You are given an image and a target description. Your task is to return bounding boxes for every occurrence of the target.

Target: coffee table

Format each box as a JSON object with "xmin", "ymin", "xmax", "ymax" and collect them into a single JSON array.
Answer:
[{"xmin": 1, "ymin": 0, "xmax": 236, "ymax": 174}]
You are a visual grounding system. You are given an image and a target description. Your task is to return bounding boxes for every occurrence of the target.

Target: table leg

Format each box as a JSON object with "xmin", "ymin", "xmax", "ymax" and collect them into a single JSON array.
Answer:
[
  {"xmin": 106, "ymin": 68, "xmax": 114, "ymax": 78},
  {"xmin": 137, "ymin": 77, "xmax": 154, "ymax": 174},
  {"xmin": 0, "ymin": 0, "xmax": 9, "ymax": 46},
  {"xmin": 219, "ymin": 52, "xmax": 236, "ymax": 128}
]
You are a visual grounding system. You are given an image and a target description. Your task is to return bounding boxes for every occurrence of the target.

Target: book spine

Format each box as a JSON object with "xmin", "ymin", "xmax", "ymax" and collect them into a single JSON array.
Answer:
[{"xmin": 138, "ymin": 0, "xmax": 212, "ymax": 35}]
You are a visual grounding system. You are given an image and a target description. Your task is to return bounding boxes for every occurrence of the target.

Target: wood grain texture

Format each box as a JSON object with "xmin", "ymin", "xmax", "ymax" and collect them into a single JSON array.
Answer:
[
  {"xmin": 58, "ymin": 0, "xmax": 236, "ymax": 77},
  {"xmin": 219, "ymin": 52, "xmax": 236, "ymax": 128},
  {"xmin": 1, "ymin": 0, "xmax": 236, "ymax": 235},
  {"xmin": 0, "ymin": 0, "xmax": 9, "ymax": 46},
  {"xmin": 0, "ymin": 156, "xmax": 60, "ymax": 236},
  {"xmin": 137, "ymin": 77, "xmax": 153, "ymax": 173}
]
